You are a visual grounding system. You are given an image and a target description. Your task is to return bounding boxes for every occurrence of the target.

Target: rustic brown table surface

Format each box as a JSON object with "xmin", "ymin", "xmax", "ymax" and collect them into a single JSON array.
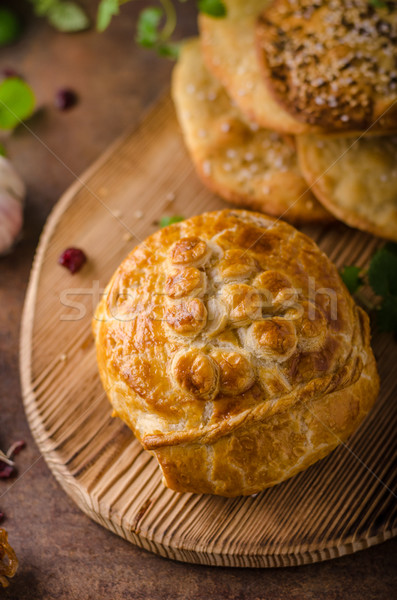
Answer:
[{"xmin": 0, "ymin": 1, "xmax": 396, "ymax": 598}]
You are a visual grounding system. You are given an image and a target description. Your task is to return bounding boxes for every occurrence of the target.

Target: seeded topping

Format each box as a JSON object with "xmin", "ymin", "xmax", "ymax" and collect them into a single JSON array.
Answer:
[
  {"xmin": 256, "ymin": 0, "xmax": 397, "ymax": 130},
  {"xmin": 172, "ymin": 37, "xmax": 331, "ymax": 223}
]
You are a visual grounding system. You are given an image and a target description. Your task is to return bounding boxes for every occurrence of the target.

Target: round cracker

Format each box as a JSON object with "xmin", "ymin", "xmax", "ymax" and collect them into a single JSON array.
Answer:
[
  {"xmin": 297, "ymin": 134, "xmax": 397, "ymax": 241},
  {"xmin": 172, "ymin": 38, "xmax": 331, "ymax": 224},
  {"xmin": 256, "ymin": 0, "xmax": 397, "ymax": 133}
]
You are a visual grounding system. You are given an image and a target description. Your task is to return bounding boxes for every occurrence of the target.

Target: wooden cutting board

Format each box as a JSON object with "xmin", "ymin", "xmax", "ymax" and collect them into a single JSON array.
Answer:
[{"xmin": 20, "ymin": 95, "xmax": 397, "ymax": 567}]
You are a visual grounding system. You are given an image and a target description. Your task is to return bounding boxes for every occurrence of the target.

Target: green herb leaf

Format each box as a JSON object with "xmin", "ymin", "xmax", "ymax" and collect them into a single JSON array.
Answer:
[
  {"xmin": 340, "ymin": 242, "xmax": 397, "ymax": 335},
  {"xmin": 0, "ymin": 78, "xmax": 36, "ymax": 130},
  {"xmin": 0, "ymin": 144, "xmax": 7, "ymax": 157},
  {"xmin": 30, "ymin": 0, "xmax": 58, "ymax": 16},
  {"xmin": 368, "ymin": 0, "xmax": 387, "ymax": 8},
  {"xmin": 0, "ymin": 7, "xmax": 22, "ymax": 47},
  {"xmin": 136, "ymin": 7, "xmax": 163, "ymax": 48},
  {"xmin": 96, "ymin": 0, "xmax": 120, "ymax": 32},
  {"xmin": 197, "ymin": 0, "xmax": 227, "ymax": 18},
  {"xmin": 47, "ymin": 2, "xmax": 90, "ymax": 32},
  {"xmin": 384, "ymin": 241, "xmax": 397, "ymax": 256},
  {"xmin": 159, "ymin": 215, "xmax": 184, "ymax": 228},
  {"xmin": 340, "ymin": 265, "xmax": 363, "ymax": 295},
  {"xmin": 376, "ymin": 296, "xmax": 397, "ymax": 333},
  {"xmin": 368, "ymin": 246, "xmax": 397, "ymax": 297},
  {"xmin": 157, "ymin": 42, "xmax": 180, "ymax": 59}
]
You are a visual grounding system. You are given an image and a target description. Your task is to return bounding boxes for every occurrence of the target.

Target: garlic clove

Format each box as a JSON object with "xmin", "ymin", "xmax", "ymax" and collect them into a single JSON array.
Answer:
[
  {"xmin": 0, "ymin": 193, "xmax": 23, "ymax": 254},
  {"xmin": 0, "ymin": 156, "xmax": 25, "ymax": 199},
  {"xmin": 0, "ymin": 157, "xmax": 25, "ymax": 256}
]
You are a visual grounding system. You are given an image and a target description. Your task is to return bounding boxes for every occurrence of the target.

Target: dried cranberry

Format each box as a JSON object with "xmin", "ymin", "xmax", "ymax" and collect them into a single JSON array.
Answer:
[
  {"xmin": 2, "ymin": 68, "xmax": 20, "ymax": 79},
  {"xmin": 0, "ymin": 463, "xmax": 15, "ymax": 479},
  {"xmin": 58, "ymin": 247, "xmax": 87, "ymax": 274},
  {"xmin": 54, "ymin": 88, "xmax": 78, "ymax": 111}
]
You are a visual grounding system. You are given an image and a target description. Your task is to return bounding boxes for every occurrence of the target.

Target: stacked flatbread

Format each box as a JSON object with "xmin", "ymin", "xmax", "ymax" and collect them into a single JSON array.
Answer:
[{"xmin": 172, "ymin": 0, "xmax": 397, "ymax": 239}]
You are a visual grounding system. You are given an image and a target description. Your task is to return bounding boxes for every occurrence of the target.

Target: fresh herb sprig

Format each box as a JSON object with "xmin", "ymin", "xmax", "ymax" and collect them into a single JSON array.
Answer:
[
  {"xmin": 159, "ymin": 214, "xmax": 184, "ymax": 227},
  {"xmin": 26, "ymin": 0, "xmax": 385, "ymax": 40},
  {"xmin": 0, "ymin": 7, "xmax": 22, "ymax": 46},
  {"xmin": 29, "ymin": 0, "xmax": 90, "ymax": 32},
  {"xmin": 340, "ymin": 242, "xmax": 397, "ymax": 333},
  {"xmin": 97, "ymin": 0, "xmax": 226, "ymax": 57},
  {"xmin": 0, "ymin": 77, "xmax": 36, "ymax": 131},
  {"xmin": 368, "ymin": 0, "xmax": 387, "ymax": 8}
]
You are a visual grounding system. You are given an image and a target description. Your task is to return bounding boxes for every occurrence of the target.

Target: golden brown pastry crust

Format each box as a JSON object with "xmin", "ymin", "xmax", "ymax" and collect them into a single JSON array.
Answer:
[
  {"xmin": 256, "ymin": 0, "xmax": 397, "ymax": 133},
  {"xmin": 0, "ymin": 529, "xmax": 18, "ymax": 588},
  {"xmin": 93, "ymin": 209, "xmax": 379, "ymax": 496},
  {"xmin": 172, "ymin": 38, "xmax": 331, "ymax": 224},
  {"xmin": 297, "ymin": 134, "xmax": 397, "ymax": 241},
  {"xmin": 199, "ymin": 0, "xmax": 317, "ymax": 135}
]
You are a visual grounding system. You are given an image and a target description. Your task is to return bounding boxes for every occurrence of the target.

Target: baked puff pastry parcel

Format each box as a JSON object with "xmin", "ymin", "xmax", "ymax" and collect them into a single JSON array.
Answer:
[{"xmin": 93, "ymin": 210, "xmax": 379, "ymax": 496}]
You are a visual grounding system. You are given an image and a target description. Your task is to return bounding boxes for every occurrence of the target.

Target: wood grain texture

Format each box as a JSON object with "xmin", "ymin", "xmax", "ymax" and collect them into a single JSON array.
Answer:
[{"xmin": 20, "ymin": 95, "xmax": 397, "ymax": 567}]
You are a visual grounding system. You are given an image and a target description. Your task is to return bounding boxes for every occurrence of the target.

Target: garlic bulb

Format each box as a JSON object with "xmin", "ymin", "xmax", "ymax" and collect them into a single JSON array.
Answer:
[{"xmin": 0, "ymin": 156, "xmax": 25, "ymax": 255}]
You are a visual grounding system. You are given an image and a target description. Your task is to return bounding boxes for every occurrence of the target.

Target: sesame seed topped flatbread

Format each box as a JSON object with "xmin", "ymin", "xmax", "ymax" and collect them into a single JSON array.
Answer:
[
  {"xmin": 199, "ymin": 0, "xmax": 315, "ymax": 135},
  {"xmin": 256, "ymin": 0, "xmax": 397, "ymax": 133},
  {"xmin": 297, "ymin": 133, "xmax": 397, "ymax": 241},
  {"xmin": 172, "ymin": 38, "xmax": 331, "ymax": 224}
]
